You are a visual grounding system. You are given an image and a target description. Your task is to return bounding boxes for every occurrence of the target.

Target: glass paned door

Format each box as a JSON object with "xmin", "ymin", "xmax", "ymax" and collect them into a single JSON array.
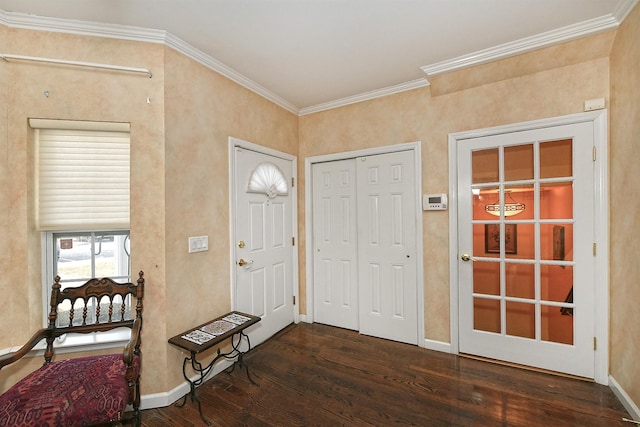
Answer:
[{"xmin": 458, "ymin": 122, "xmax": 596, "ymax": 379}]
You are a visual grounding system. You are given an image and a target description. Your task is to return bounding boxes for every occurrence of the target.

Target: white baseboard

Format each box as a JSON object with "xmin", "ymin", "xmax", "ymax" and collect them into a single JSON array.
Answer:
[
  {"xmin": 139, "ymin": 358, "xmax": 235, "ymax": 410},
  {"xmin": 423, "ymin": 338, "xmax": 451, "ymax": 353},
  {"xmin": 609, "ymin": 374, "xmax": 640, "ymax": 421}
]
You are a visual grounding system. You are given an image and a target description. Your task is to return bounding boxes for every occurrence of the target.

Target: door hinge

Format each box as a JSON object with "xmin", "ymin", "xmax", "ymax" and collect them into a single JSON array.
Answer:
[
  {"xmin": 594, "ymin": 337, "xmax": 597, "ymax": 351},
  {"xmin": 293, "ymin": 296, "xmax": 296, "ymax": 305},
  {"xmin": 593, "ymin": 242, "xmax": 597, "ymax": 256},
  {"xmin": 291, "ymin": 177, "xmax": 295, "ymax": 187},
  {"xmin": 593, "ymin": 146, "xmax": 597, "ymax": 161},
  {"xmin": 292, "ymin": 237, "xmax": 295, "ymax": 246}
]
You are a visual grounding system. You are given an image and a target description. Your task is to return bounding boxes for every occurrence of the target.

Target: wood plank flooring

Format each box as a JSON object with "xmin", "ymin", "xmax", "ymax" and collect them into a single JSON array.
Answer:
[{"xmin": 142, "ymin": 323, "xmax": 630, "ymax": 426}]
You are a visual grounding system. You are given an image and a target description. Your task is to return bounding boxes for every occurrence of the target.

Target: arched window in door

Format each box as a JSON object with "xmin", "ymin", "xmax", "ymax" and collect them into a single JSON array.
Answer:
[{"xmin": 247, "ymin": 162, "xmax": 288, "ymax": 199}]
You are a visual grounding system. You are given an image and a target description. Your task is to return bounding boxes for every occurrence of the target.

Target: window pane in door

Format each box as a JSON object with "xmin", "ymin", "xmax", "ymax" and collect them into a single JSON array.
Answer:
[
  {"xmin": 506, "ymin": 301, "xmax": 535, "ymax": 339},
  {"xmin": 540, "ymin": 139, "xmax": 572, "ymax": 178},
  {"xmin": 541, "ymin": 265, "xmax": 573, "ymax": 303},
  {"xmin": 506, "ymin": 223, "xmax": 534, "ymax": 260},
  {"xmin": 473, "ymin": 261, "xmax": 500, "ymax": 295},
  {"xmin": 541, "ymin": 182, "xmax": 573, "ymax": 219},
  {"xmin": 474, "ymin": 298, "xmax": 500, "ymax": 333},
  {"xmin": 542, "ymin": 305, "xmax": 574, "ymax": 345},
  {"xmin": 474, "ymin": 223, "xmax": 499, "ymax": 259},
  {"xmin": 504, "ymin": 185, "xmax": 533, "ymax": 220},
  {"xmin": 474, "ymin": 187, "xmax": 500, "ymax": 220},
  {"xmin": 506, "ymin": 263, "xmax": 535, "ymax": 299},
  {"xmin": 504, "ymin": 144, "xmax": 534, "ymax": 181},
  {"xmin": 472, "ymin": 149, "xmax": 499, "ymax": 183},
  {"xmin": 541, "ymin": 224, "xmax": 573, "ymax": 261}
]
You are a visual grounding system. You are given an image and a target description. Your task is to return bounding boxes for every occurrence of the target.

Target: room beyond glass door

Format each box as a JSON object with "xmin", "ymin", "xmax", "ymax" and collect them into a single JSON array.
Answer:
[{"xmin": 457, "ymin": 121, "xmax": 596, "ymax": 378}]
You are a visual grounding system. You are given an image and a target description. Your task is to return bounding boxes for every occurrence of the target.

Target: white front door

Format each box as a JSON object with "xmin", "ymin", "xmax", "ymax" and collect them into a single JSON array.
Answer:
[
  {"xmin": 312, "ymin": 159, "xmax": 359, "ymax": 330},
  {"xmin": 357, "ymin": 150, "xmax": 418, "ymax": 345},
  {"xmin": 232, "ymin": 142, "xmax": 295, "ymax": 345},
  {"xmin": 457, "ymin": 121, "xmax": 596, "ymax": 378}
]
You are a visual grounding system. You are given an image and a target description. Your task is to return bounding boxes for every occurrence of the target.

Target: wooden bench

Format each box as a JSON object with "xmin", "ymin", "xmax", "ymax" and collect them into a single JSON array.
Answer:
[{"xmin": 0, "ymin": 271, "xmax": 145, "ymax": 426}]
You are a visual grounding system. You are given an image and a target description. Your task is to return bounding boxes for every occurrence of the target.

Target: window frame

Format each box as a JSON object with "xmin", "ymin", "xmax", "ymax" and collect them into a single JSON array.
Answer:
[{"xmin": 42, "ymin": 229, "xmax": 132, "ymax": 351}]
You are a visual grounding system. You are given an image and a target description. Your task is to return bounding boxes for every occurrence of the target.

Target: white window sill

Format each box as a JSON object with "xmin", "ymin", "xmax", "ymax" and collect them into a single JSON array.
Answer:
[{"xmin": 0, "ymin": 328, "xmax": 131, "ymax": 359}]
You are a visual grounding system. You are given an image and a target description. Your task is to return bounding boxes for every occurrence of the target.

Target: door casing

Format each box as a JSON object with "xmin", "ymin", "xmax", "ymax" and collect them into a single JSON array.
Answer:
[
  {"xmin": 305, "ymin": 141, "xmax": 425, "ymax": 347},
  {"xmin": 448, "ymin": 110, "xmax": 609, "ymax": 384}
]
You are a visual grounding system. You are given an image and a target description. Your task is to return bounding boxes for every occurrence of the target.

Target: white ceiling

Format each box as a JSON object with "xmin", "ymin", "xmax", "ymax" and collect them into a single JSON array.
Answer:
[{"xmin": 0, "ymin": 0, "xmax": 636, "ymax": 114}]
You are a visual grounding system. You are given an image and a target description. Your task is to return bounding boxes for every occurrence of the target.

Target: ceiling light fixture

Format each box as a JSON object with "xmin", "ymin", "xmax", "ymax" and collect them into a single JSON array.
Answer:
[{"xmin": 485, "ymin": 191, "xmax": 525, "ymax": 217}]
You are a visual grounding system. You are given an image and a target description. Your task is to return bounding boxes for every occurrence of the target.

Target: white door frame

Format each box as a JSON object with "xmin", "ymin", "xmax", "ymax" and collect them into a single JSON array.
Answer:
[
  {"xmin": 229, "ymin": 136, "xmax": 299, "ymax": 324},
  {"xmin": 448, "ymin": 110, "xmax": 609, "ymax": 384},
  {"xmin": 305, "ymin": 141, "xmax": 425, "ymax": 347}
]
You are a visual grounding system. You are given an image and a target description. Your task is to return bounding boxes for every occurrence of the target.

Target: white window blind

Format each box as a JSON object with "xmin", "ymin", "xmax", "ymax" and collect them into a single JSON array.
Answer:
[{"xmin": 31, "ymin": 119, "xmax": 131, "ymax": 231}]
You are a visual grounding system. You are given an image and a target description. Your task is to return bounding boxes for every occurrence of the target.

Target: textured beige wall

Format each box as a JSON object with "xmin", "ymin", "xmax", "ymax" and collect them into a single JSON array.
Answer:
[
  {"xmin": 430, "ymin": 31, "xmax": 616, "ymax": 96},
  {"xmin": 609, "ymin": 3, "xmax": 640, "ymax": 411},
  {"xmin": 0, "ymin": 28, "xmax": 167, "ymax": 393},
  {"xmin": 0, "ymin": 27, "xmax": 298, "ymax": 396},
  {"xmin": 299, "ymin": 33, "xmax": 611, "ymax": 344},
  {"xmin": 0, "ymin": 23, "xmax": 299, "ymax": 396},
  {"xmin": 162, "ymin": 48, "xmax": 298, "ymax": 387},
  {"xmin": 0, "ymin": 25, "xmax": 10, "ymax": 349}
]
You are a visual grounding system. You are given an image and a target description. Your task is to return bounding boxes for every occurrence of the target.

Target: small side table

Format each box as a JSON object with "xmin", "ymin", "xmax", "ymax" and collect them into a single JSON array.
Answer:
[{"xmin": 168, "ymin": 311, "xmax": 261, "ymax": 425}]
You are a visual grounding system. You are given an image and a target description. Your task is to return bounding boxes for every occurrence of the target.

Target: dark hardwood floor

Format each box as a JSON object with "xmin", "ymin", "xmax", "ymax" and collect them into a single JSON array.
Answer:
[{"xmin": 142, "ymin": 323, "xmax": 630, "ymax": 426}]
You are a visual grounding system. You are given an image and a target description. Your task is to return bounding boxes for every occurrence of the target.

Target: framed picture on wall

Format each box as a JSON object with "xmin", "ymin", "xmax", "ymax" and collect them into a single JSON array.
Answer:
[
  {"xmin": 553, "ymin": 225, "xmax": 565, "ymax": 261},
  {"xmin": 485, "ymin": 224, "xmax": 517, "ymax": 254}
]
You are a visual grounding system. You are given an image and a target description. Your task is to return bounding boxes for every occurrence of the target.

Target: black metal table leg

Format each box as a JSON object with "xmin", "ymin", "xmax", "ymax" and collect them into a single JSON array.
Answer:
[
  {"xmin": 175, "ymin": 352, "xmax": 213, "ymax": 425},
  {"xmin": 169, "ymin": 315, "xmax": 261, "ymax": 426}
]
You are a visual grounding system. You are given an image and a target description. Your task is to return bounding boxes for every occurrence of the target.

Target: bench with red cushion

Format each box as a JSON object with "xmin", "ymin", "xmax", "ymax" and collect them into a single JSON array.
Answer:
[{"xmin": 0, "ymin": 272, "xmax": 144, "ymax": 426}]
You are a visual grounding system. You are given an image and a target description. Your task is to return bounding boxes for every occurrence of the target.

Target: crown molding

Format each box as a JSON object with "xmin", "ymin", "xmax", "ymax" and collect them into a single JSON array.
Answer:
[
  {"xmin": 162, "ymin": 33, "xmax": 298, "ymax": 114},
  {"xmin": 298, "ymin": 78, "xmax": 430, "ymax": 116},
  {"xmin": 612, "ymin": 0, "xmax": 640, "ymax": 21},
  {"xmin": 0, "ymin": 9, "xmax": 167, "ymax": 44},
  {"xmin": 0, "ymin": 9, "xmax": 299, "ymax": 114},
  {"xmin": 2, "ymin": 0, "xmax": 637, "ymax": 116},
  {"xmin": 421, "ymin": 12, "xmax": 623, "ymax": 80}
]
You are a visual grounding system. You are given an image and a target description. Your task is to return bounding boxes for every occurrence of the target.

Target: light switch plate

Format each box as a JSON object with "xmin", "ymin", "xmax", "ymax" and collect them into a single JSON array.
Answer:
[{"xmin": 188, "ymin": 236, "xmax": 209, "ymax": 253}]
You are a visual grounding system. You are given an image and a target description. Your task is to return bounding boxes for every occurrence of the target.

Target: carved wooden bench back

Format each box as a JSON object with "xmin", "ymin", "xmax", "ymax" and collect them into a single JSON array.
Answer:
[{"xmin": 44, "ymin": 272, "xmax": 144, "ymax": 364}]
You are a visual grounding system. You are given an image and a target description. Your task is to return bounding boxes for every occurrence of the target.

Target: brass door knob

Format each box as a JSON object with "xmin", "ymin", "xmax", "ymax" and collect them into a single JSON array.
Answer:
[{"xmin": 238, "ymin": 258, "xmax": 253, "ymax": 267}]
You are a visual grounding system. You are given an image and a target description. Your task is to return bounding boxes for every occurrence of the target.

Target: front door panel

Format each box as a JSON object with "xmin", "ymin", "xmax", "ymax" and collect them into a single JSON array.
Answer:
[{"xmin": 234, "ymin": 146, "xmax": 294, "ymax": 345}]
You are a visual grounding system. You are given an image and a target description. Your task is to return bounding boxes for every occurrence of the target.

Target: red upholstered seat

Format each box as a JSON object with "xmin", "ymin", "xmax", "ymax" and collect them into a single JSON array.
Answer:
[
  {"xmin": 0, "ymin": 354, "xmax": 140, "ymax": 426},
  {"xmin": 0, "ymin": 272, "xmax": 144, "ymax": 426}
]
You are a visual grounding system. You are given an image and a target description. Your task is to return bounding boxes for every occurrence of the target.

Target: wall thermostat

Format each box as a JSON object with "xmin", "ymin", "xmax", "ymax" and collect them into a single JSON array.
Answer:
[{"xmin": 423, "ymin": 194, "xmax": 448, "ymax": 211}]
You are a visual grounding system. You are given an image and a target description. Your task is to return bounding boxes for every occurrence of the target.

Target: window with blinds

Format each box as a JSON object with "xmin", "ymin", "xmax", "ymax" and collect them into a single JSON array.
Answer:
[
  {"xmin": 33, "ymin": 119, "xmax": 133, "ymax": 347},
  {"xmin": 30, "ymin": 119, "xmax": 131, "ymax": 231}
]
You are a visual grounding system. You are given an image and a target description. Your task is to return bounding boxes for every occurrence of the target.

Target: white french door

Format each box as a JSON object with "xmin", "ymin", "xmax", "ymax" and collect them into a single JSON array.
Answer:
[
  {"xmin": 232, "ymin": 141, "xmax": 296, "ymax": 346},
  {"xmin": 457, "ymin": 121, "xmax": 597, "ymax": 378}
]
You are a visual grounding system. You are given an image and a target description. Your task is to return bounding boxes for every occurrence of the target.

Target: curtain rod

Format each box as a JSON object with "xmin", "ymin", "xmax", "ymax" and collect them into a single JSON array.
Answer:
[{"xmin": 0, "ymin": 53, "xmax": 152, "ymax": 78}]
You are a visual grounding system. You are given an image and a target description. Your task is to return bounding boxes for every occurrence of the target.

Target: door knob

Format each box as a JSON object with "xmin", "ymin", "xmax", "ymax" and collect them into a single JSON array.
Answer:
[
  {"xmin": 460, "ymin": 254, "xmax": 473, "ymax": 262},
  {"xmin": 238, "ymin": 258, "xmax": 253, "ymax": 267}
]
